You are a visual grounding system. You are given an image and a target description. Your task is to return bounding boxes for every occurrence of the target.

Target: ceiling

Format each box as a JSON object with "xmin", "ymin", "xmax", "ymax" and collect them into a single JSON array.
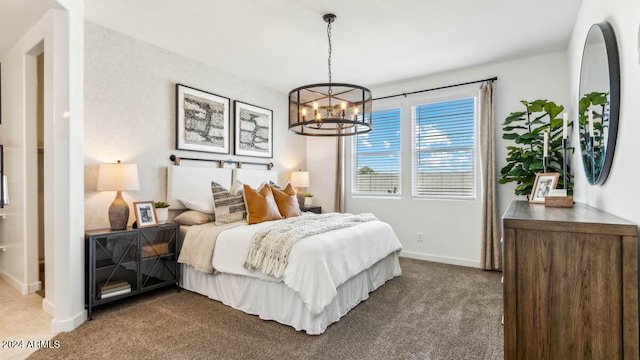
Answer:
[{"xmin": 2, "ymin": 0, "xmax": 583, "ymax": 93}]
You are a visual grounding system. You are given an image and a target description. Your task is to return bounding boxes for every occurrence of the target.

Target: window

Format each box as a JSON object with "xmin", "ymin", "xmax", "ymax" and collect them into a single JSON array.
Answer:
[
  {"xmin": 412, "ymin": 97, "xmax": 476, "ymax": 199},
  {"xmin": 352, "ymin": 108, "xmax": 401, "ymax": 195}
]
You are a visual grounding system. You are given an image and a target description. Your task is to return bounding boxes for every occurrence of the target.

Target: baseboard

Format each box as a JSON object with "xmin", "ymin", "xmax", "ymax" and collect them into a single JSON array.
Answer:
[
  {"xmin": 42, "ymin": 298, "xmax": 55, "ymax": 317},
  {"xmin": 399, "ymin": 251, "xmax": 480, "ymax": 268},
  {"xmin": 29, "ymin": 280, "xmax": 42, "ymax": 293},
  {"xmin": 51, "ymin": 309, "xmax": 86, "ymax": 334},
  {"xmin": 0, "ymin": 271, "xmax": 29, "ymax": 294}
]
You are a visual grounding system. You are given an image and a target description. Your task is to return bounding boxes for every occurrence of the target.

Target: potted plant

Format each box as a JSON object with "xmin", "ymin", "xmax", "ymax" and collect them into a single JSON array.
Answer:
[
  {"xmin": 303, "ymin": 193, "xmax": 313, "ymax": 207},
  {"xmin": 154, "ymin": 201, "xmax": 170, "ymax": 224},
  {"xmin": 499, "ymin": 99, "xmax": 574, "ymax": 197}
]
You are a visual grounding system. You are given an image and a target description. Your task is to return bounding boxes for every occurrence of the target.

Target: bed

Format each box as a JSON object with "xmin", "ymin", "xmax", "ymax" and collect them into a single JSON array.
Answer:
[{"xmin": 167, "ymin": 163, "xmax": 402, "ymax": 334}]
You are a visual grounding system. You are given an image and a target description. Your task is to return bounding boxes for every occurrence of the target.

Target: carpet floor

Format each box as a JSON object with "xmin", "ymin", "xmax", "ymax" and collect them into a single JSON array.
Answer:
[{"xmin": 29, "ymin": 258, "xmax": 503, "ymax": 359}]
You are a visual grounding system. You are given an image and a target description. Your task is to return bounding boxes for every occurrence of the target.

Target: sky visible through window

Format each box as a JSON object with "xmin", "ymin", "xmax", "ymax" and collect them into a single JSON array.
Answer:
[
  {"xmin": 355, "ymin": 109, "xmax": 401, "ymax": 174},
  {"xmin": 414, "ymin": 97, "xmax": 475, "ymax": 174},
  {"xmin": 355, "ymin": 97, "xmax": 475, "ymax": 174}
]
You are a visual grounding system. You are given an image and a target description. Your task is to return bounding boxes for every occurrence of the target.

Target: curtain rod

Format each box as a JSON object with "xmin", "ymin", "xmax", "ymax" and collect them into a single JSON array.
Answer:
[
  {"xmin": 169, "ymin": 155, "xmax": 273, "ymax": 170},
  {"xmin": 373, "ymin": 76, "xmax": 497, "ymax": 101}
]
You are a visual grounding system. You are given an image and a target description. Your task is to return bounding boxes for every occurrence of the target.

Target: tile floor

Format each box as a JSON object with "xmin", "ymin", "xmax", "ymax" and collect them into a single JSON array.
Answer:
[{"xmin": 0, "ymin": 278, "xmax": 54, "ymax": 360}]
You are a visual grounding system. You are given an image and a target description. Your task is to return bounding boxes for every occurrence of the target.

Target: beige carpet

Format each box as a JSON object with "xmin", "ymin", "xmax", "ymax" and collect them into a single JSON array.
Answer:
[{"xmin": 29, "ymin": 258, "xmax": 503, "ymax": 359}]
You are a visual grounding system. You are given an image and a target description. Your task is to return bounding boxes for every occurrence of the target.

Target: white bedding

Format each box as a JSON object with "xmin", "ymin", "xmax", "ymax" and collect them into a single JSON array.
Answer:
[{"xmin": 184, "ymin": 215, "xmax": 402, "ymax": 315}]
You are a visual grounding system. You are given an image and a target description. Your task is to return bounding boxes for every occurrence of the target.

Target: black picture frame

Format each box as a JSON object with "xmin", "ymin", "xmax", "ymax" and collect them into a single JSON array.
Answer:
[
  {"xmin": 175, "ymin": 84, "xmax": 230, "ymax": 154},
  {"xmin": 234, "ymin": 100, "xmax": 273, "ymax": 158}
]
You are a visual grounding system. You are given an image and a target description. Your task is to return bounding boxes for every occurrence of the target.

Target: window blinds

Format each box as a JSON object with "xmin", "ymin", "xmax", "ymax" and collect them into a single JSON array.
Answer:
[
  {"xmin": 352, "ymin": 108, "xmax": 401, "ymax": 195},
  {"xmin": 412, "ymin": 97, "xmax": 476, "ymax": 199}
]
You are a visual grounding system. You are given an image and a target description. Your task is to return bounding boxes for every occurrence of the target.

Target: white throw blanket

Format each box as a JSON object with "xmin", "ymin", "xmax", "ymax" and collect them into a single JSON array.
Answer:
[{"xmin": 243, "ymin": 212, "xmax": 378, "ymax": 278}]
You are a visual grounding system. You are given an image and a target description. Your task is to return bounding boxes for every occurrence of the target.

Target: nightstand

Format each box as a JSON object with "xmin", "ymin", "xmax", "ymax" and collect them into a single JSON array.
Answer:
[
  {"xmin": 85, "ymin": 223, "xmax": 180, "ymax": 320},
  {"xmin": 301, "ymin": 206, "xmax": 321, "ymax": 214}
]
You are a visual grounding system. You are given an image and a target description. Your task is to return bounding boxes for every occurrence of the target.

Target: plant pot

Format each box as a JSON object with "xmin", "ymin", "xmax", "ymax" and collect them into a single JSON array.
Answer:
[
  {"xmin": 304, "ymin": 197, "xmax": 312, "ymax": 207},
  {"xmin": 156, "ymin": 207, "xmax": 169, "ymax": 224}
]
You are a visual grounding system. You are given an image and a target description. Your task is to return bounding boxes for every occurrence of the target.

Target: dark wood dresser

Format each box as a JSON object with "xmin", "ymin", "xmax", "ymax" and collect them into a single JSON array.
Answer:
[{"xmin": 502, "ymin": 200, "xmax": 639, "ymax": 360}]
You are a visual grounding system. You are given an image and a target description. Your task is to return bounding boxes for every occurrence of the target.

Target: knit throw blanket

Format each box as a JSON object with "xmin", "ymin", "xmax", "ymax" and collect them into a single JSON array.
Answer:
[{"xmin": 243, "ymin": 212, "xmax": 378, "ymax": 278}]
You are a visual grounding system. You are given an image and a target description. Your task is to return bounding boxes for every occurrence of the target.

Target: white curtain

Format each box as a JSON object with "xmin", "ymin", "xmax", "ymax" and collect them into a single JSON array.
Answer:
[{"xmin": 479, "ymin": 82, "xmax": 501, "ymax": 270}]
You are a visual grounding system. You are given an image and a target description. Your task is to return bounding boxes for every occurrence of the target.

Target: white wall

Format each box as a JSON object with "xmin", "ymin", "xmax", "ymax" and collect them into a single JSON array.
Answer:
[
  {"xmin": 84, "ymin": 22, "xmax": 307, "ymax": 230},
  {"xmin": 0, "ymin": 0, "xmax": 85, "ymax": 333},
  {"xmin": 310, "ymin": 51, "xmax": 570, "ymax": 267},
  {"xmin": 568, "ymin": 0, "xmax": 640, "ymax": 224}
]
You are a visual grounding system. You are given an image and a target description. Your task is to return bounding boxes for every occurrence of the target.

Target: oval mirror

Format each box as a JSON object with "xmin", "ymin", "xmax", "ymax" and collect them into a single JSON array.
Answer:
[{"xmin": 578, "ymin": 22, "xmax": 620, "ymax": 185}]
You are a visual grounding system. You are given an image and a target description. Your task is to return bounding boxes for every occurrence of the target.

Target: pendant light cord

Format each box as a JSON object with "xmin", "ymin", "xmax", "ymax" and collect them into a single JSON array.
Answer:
[{"xmin": 327, "ymin": 19, "xmax": 332, "ymax": 85}]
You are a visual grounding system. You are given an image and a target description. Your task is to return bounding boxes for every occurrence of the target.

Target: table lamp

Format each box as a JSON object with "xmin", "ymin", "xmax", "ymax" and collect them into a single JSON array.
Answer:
[
  {"xmin": 290, "ymin": 170, "xmax": 309, "ymax": 207},
  {"xmin": 97, "ymin": 160, "xmax": 140, "ymax": 230}
]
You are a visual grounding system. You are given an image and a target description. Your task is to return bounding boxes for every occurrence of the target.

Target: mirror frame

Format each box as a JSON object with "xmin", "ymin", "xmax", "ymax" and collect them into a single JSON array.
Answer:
[{"xmin": 578, "ymin": 22, "xmax": 620, "ymax": 185}]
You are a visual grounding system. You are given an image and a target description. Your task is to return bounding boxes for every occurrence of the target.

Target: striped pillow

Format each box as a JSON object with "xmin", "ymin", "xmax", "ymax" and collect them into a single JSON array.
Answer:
[{"xmin": 211, "ymin": 181, "xmax": 246, "ymax": 225}]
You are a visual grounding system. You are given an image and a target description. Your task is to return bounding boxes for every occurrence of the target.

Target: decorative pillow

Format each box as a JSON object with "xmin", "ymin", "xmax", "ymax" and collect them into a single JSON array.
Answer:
[
  {"xmin": 172, "ymin": 210, "xmax": 215, "ymax": 226},
  {"xmin": 229, "ymin": 180, "xmax": 244, "ymax": 195},
  {"xmin": 178, "ymin": 194, "xmax": 215, "ymax": 214},
  {"xmin": 270, "ymin": 183, "xmax": 301, "ymax": 218},
  {"xmin": 243, "ymin": 183, "xmax": 283, "ymax": 225},
  {"xmin": 269, "ymin": 181, "xmax": 282, "ymax": 190},
  {"xmin": 211, "ymin": 181, "xmax": 246, "ymax": 225}
]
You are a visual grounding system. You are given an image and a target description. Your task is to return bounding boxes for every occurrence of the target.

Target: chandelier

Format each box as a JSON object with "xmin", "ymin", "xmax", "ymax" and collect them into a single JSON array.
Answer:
[{"xmin": 288, "ymin": 14, "xmax": 372, "ymax": 136}]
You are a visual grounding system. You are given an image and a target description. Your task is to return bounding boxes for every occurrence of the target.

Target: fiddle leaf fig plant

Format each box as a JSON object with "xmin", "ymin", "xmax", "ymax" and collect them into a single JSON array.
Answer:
[{"xmin": 499, "ymin": 99, "xmax": 574, "ymax": 197}]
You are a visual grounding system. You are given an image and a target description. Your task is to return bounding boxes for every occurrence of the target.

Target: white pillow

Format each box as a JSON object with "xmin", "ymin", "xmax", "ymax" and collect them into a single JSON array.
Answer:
[
  {"xmin": 229, "ymin": 180, "xmax": 244, "ymax": 195},
  {"xmin": 178, "ymin": 194, "xmax": 214, "ymax": 214}
]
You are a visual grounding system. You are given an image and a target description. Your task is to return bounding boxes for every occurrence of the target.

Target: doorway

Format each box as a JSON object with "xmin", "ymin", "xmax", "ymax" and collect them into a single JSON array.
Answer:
[{"xmin": 36, "ymin": 52, "xmax": 45, "ymax": 297}]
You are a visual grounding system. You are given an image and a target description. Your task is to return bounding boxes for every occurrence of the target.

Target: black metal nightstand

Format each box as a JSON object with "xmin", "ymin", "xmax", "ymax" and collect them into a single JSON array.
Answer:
[
  {"xmin": 85, "ymin": 223, "xmax": 179, "ymax": 319},
  {"xmin": 301, "ymin": 206, "xmax": 321, "ymax": 214}
]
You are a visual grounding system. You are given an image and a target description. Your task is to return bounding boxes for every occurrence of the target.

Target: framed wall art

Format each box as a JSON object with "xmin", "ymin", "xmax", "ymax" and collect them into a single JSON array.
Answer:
[
  {"xmin": 176, "ymin": 84, "xmax": 230, "ymax": 154},
  {"xmin": 234, "ymin": 100, "xmax": 273, "ymax": 158},
  {"xmin": 530, "ymin": 172, "xmax": 560, "ymax": 204},
  {"xmin": 133, "ymin": 201, "xmax": 158, "ymax": 228}
]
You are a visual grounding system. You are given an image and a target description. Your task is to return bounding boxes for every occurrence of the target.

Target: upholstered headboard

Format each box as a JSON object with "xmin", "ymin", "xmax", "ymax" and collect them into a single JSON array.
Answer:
[
  {"xmin": 233, "ymin": 168, "xmax": 279, "ymax": 189},
  {"xmin": 166, "ymin": 165, "xmax": 232, "ymax": 210}
]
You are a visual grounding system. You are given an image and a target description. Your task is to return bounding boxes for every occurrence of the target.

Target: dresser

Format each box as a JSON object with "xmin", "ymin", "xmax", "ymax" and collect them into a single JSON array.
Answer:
[{"xmin": 502, "ymin": 200, "xmax": 639, "ymax": 360}]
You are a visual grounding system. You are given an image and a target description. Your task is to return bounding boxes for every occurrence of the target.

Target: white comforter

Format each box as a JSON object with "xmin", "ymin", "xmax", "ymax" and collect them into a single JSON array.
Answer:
[{"xmin": 204, "ymin": 216, "xmax": 402, "ymax": 315}]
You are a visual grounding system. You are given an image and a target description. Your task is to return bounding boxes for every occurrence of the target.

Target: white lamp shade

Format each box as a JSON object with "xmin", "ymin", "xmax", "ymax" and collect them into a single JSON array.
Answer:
[
  {"xmin": 97, "ymin": 162, "xmax": 140, "ymax": 191},
  {"xmin": 290, "ymin": 171, "xmax": 310, "ymax": 188}
]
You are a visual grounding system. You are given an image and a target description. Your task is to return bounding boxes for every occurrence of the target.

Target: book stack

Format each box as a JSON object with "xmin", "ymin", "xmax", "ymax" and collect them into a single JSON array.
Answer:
[{"xmin": 98, "ymin": 280, "xmax": 131, "ymax": 299}]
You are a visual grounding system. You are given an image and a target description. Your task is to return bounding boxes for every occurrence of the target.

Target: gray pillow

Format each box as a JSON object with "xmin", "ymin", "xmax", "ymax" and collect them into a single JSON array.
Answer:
[{"xmin": 211, "ymin": 181, "xmax": 246, "ymax": 225}]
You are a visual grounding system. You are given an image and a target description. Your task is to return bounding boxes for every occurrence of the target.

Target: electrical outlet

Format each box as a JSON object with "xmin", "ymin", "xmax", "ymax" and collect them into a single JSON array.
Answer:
[{"xmin": 417, "ymin": 232, "xmax": 423, "ymax": 242}]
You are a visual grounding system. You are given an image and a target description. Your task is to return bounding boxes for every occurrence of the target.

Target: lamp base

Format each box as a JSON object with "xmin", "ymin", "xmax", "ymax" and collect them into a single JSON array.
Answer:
[{"xmin": 108, "ymin": 191, "xmax": 130, "ymax": 230}]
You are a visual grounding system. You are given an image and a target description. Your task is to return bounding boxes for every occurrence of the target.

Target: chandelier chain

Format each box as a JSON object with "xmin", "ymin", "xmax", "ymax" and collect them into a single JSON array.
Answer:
[{"xmin": 327, "ymin": 20, "xmax": 332, "ymax": 84}]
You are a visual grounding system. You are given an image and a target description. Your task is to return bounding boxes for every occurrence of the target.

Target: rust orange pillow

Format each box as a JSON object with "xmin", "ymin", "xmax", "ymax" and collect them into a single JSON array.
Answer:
[
  {"xmin": 270, "ymin": 182, "xmax": 301, "ymax": 218},
  {"xmin": 243, "ymin": 183, "xmax": 283, "ymax": 225}
]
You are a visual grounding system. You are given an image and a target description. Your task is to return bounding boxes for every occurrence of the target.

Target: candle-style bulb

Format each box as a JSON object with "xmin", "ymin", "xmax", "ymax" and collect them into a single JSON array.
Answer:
[{"xmin": 301, "ymin": 108, "xmax": 307, "ymax": 121}]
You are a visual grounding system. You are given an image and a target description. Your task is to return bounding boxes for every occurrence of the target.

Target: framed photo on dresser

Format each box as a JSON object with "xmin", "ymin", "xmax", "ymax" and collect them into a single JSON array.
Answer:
[{"xmin": 530, "ymin": 172, "xmax": 560, "ymax": 204}]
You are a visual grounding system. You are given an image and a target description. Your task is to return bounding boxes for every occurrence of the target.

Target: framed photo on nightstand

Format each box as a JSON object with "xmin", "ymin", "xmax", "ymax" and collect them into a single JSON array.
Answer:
[{"xmin": 133, "ymin": 201, "xmax": 158, "ymax": 228}]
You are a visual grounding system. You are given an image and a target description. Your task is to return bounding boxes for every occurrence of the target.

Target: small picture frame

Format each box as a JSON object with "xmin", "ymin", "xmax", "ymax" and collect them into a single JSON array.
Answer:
[
  {"xmin": 530, "ymin": 172, "xmax": 560, "ymax": 204},
  {"xmin": 133, "ymin": 201, "xmax": 158, "ymax": 228},
  {"xmin": 234, "ymin": 100, "xmax": 273, "ymax": 158}
]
